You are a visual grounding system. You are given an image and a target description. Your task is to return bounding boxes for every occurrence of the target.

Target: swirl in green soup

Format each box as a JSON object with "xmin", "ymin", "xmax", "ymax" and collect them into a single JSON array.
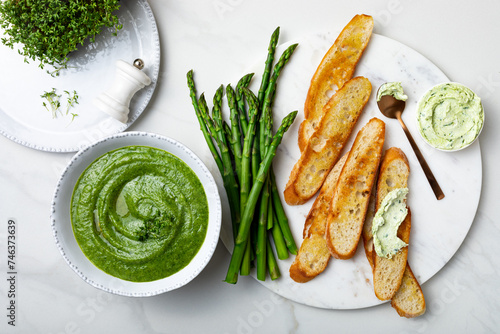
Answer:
[{"xmin": 71, "ymin": 146, "xmax": 208, "ymax": 282}]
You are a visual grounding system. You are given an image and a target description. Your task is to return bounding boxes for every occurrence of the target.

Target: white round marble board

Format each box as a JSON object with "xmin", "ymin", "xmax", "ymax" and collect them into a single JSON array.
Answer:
[
  {"xmin": 219, "ymin": 33, "xmax": 482, "ymax": 309},
  {"xmin": 0, "ymin": 0, "xmax": 160, "ymax": 153}
]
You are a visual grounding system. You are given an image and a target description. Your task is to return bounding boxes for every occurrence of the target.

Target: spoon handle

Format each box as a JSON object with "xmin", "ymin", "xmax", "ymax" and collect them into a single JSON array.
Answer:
[{"xmin": 396, "ymin": 112, "xmax": 445, "ymax": 200}]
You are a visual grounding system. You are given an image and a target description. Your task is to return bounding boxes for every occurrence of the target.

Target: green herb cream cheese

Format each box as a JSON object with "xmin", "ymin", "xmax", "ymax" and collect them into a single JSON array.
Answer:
[
  {"xmin": 372, "ymin": 188, "xmax": 409, "ymax": 259},
  {"xmin": 377, "ymin": 82, "xmax": 408, "ymax": 101},
  {"xmin": 70, "ymin": 146, "xmax": 209, "ymax": 282},
  {"xmin": 416, "ymin": 82, "xmax": 484, "ymax": 150}
]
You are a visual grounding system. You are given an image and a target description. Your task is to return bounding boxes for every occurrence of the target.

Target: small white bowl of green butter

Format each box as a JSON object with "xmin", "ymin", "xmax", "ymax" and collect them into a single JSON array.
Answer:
[{"xmin": 416, "ymin": 82, "xmax": 484, "ymax": 151}]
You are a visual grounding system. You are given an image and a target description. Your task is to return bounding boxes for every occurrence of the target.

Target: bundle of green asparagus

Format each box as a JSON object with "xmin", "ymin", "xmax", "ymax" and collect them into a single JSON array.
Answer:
[{"xmin": 187, "ymin": 28, "xmax": 298, "ymax": 284}]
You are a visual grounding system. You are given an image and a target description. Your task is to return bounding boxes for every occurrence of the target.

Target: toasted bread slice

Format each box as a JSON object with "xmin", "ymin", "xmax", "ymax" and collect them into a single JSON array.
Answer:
[
  {"xmin": 362, "ymin": 164, "xmax": 379, "ymax": 269},
  {"xmin": 371, "ymin": 147, "xmax": 411, "ymax": 300},
  {"xmin": 364, "ymin": 243, "xmax": 426, "ymax": 318},
  {"xmin": 290, "ymin": 154, "xmax": 347, "ymax": 283},
  {"xmin": 303, "ymin": 153, "xmax": 348, "ymax": 238},
  {"xmin": 325, "ymin": 118, "xmax": 385, "ymax": 259},
  {"xmin": 284, "ymin": 77, "xmax": 371, "ymax": 206},
  {"xmin": 363, "ymin": 147, "xmax": 409, "ymax": 265},
  {"xmin": 298, "ymin": 14, "xmax": 373, "ymax": 151},
  {"xmin": 373, "ymin": 210, "xmax": 411, "ymax": 300},
  {"xmin": 364, "ymin": 238, "xmax": 426, "ymax": 318},
  {"xmin": 374, "ymin": 147, "xmax": 410, "ymax": 211},
  {"xmin": 289, "ymin": 234, "xmax": 332, "ymax": 283},
  {"xmin": 391, "ymin": 264, "xmax": 426, "ymax": 318},
  {"xmin": 362, "ymin": 147, "xmax": 425, "ymax": 316}
]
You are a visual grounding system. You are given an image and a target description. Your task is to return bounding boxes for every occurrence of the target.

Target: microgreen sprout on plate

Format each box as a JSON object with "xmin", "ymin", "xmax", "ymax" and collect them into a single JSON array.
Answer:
[{"xmin": 41, "ymin": 88, "xmax": 79, "ymax": 122}]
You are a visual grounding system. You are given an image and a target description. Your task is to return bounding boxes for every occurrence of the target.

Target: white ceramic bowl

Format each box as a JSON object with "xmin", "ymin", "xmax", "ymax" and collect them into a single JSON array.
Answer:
[
  {"xmin": 416, "ymin": 82, "xmax": 484, "ymax": 152},
  {"xmin": 50, "ymin": 131, "xmax": 221, "ymax": 297}
]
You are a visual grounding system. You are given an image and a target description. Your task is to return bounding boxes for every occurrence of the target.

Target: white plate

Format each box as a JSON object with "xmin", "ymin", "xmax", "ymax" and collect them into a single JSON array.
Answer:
[
  {"xmin": 0, "ymin": 0, "xmax": 160, "ymax": 152},
  {"xmin": 51, "ymin": 132, "xmax": 222, "ymax": 297},
  {"xmin": 219, "ymin": 33, "xmax": 482, "ymax": 309}
]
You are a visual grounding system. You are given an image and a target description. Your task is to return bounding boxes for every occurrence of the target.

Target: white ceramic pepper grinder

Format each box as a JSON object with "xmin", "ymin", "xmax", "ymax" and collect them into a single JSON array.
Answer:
[{"xmin": 94, "ymin": 59, "xmax": 151, "ymax": 123}]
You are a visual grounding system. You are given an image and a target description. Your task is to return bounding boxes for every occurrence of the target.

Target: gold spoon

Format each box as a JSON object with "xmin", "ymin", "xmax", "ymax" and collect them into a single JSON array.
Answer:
[{"xmin": 377, "ymin": 87, "xmax": 445, "ymax": 200}]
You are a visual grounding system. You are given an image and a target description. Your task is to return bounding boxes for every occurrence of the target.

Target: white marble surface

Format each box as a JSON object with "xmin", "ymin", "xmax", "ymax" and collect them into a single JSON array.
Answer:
[{"xmin": 1, "ymin": 0, "xmax": 499, "ymax": 333}]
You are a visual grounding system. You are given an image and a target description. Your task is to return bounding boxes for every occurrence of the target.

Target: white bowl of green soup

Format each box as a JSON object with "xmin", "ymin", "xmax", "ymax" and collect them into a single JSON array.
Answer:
[
  {"xmin": 416, "ymin": 82, "xmax": 484, "ymax": 151},
  {"xmin": 51, "ymin": 132, "xmax": 221, "ymax": 296}
]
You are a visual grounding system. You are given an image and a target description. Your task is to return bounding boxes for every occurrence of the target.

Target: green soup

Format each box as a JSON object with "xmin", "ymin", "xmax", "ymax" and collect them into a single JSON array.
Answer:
[{"xmin": 70, "ymin": 145, "xmax": 209, "ymax": 282}]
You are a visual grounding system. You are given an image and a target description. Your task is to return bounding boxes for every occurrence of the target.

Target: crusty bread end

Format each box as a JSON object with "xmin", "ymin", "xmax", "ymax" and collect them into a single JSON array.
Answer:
[
  {"xmin": 289, "ymin": 234, "xmax": 332, "ymax": 283},
  {"xmin": 391, "ymin": 264, "xmax": 426, "ymax": 318}
]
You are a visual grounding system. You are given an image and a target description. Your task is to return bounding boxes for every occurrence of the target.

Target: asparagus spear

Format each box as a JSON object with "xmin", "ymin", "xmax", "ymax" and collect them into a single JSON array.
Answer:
[
  {"xmin": 254, "ymin": 33, "xmax": 298, "ymax": 260},
  {"xmin": 187, "ymin": 71, "xmax": 241, "ymax": 238},
  {"xmin": 187, "ymin": 70, "xmax": 223, "ymax": 172},
  {"xmin": 267, "ymin": 238, "xmax": 281, "ymax": 280},
  {"xmin": 257, "ymin": 42, "xmax": 299, "ymax": 258},
  {"xmin": 211, "ymin": 85, "xmax": 225, "ymax": 145},
  {"xmin": 251, "ymin": 136, "xmax": 260, "ymax": 184},
  {"xmin": 270, "ymin": 211, "xmax": 289, "ymax": 260},
  {"xmin": 256, "ymin": 183, "xmax": 270, "ymax": 281},
  {"xmin": 235, "ymin": 73, "xmax": 254, "ymax": 135},
  {"xmin": 226, "ymin": 84, "xmax": 243, "ymax": 179},
  {"xmin": 238, "ymin": 88, "xmax": 259, "ymax": 276},
  {"xmin": 240, "ymin": 238, "xmax": 252, "ymax": 276},
  {"xmin": 198, "ymin": 94, "xmax": 217, "ymax": 138},
  {"xmin": 260, "ymin": 43, "xmax": 298, "ymax": 159},
  {"xmin": 267, "ymin": 195, "xmax": 274, "ymax": 230},
  {"xmin": 225, "ymin": 110, "xmax": 297, "ymax": 284},
  {"xmin": 239, "ymin": 88, "xmax": 260, "ymax": 213},
  {"xmin": 258, "ymin": 27, "xmax": 280, "ymax": 106},
  {"xmin": 270, "ymin": 171, "xmax": 297, "ymax": 254}
]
